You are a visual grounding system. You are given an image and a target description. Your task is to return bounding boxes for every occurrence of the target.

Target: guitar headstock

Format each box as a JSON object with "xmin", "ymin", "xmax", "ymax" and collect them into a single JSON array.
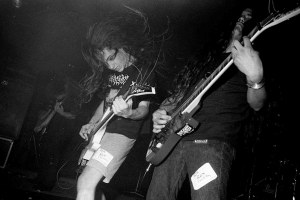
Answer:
[{"xmin": 125, "ymin": 82, "xmax": 156, "ymax": 100}]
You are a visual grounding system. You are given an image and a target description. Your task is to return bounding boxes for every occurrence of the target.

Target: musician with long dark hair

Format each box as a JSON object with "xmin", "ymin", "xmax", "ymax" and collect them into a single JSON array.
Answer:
[
  {"xmin": 146, "ymin": 9, "xmax": 267, "ymax": 200},
  {"xmin": 76, "ymin": 7, "xmax": 164, "ymax": 200}
]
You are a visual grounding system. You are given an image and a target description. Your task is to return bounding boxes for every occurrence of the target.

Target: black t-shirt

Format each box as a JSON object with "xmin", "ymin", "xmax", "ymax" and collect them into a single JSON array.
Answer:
[
  {"xmin": 183, "ymin": 66, "xmax": 250, "ymax": 146},
  {"xmin": 105, "ymin": 65, "xmax": 156, "ymax": 139}
]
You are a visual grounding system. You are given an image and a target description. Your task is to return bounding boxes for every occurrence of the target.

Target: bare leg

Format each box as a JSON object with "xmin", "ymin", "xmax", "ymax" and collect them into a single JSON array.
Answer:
[{"xmin": 76, "ymin": 165, "xmax": 106, "ymax": 200}]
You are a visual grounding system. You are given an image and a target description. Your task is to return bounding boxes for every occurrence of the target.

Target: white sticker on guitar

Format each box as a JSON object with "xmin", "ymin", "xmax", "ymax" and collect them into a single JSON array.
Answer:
[
  {"xmin": 92, "ymin": 148, "xmax": 114, "ymax": 167},
  {"xmin": 191, "ymin": 163, "xmax": 217, "ymax": 190}
]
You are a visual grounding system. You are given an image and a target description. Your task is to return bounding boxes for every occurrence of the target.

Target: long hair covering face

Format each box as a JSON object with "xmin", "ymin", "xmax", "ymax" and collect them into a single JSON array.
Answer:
[{"xmin": 80, "ymin": 7, "xmax": 157, "ymax": 103}]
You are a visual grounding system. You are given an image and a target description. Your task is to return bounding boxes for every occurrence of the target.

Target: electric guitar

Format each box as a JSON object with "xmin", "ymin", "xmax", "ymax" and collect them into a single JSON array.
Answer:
[
  {"xmin": 79, "ymin": 82, "xmax": 156, "ymax": 166},
  {"xmin": 146, "ymin": 6, "xmax": 300, "ymax": 166}
]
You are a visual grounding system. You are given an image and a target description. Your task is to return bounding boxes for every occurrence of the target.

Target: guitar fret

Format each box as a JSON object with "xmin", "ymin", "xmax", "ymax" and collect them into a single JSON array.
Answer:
[{"xmin": 172, "ymin": 54, "xmax": 232, "ymax": 118}]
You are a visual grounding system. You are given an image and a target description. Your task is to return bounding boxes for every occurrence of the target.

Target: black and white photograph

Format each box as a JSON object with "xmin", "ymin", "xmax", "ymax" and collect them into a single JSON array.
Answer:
[{"xmin": 1, "ymin": 0, "xmax": 299, "ymax": 199}]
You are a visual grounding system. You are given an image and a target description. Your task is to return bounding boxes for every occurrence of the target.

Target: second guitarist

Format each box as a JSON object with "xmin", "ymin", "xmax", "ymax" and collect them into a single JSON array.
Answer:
[{"xmin": 146, "ymin": 8, "xmax": 267, "ymax": 200}]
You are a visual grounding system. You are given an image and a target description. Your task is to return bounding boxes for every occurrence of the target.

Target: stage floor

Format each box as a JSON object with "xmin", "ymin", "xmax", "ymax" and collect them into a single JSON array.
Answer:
[{"xmin": 0, "ymin": 167, "xmax": 76, "ymax": 200}]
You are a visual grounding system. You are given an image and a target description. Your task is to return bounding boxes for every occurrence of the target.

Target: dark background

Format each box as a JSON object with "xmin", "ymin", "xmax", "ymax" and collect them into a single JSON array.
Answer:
[{"xmin": 1, "ymin": 0, "xmax": 300, "ymax": 199}]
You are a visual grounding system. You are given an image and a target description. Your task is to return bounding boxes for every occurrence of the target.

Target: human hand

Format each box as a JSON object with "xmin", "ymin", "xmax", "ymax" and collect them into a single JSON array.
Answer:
[
  {"xmin": 54, "ymin": 101, "xmax": 76, "ymax": 119},
  {"xmin": 66, "ymin": 113, "xmax": 76, "ymax": 119},
  {"xmin": 54, "ymin": 101, "xmax": 64, "ymax": 114},
  {"xmin": 152, "ymin": 109, "xmax": 172, "ymax": 133},
  {"xmin": 231, "ymin": 37, "xmax": 264, "ymax": 83},
  {"xmin": 79, "ymin": 123, "xmax": 95, "ymax": 141},
  {"xmin": 34, "ymin": 125, "xmax": 43, "ymax": 133},
  {"xmin": 112, "ymin": 96, "xmax": 133, "ymax": 118},
  {"xmin": 78, "ymin": 147, "xmax": 88, "ymax": 166}
]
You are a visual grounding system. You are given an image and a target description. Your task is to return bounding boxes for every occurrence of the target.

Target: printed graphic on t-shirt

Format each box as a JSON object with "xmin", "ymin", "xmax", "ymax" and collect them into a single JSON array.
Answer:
[
  {"xmin": 92, "ymin": 148, "xmax": 114, "ymax": 167},
  {"xmin": 106, "ymin": 71, "xmax": 130, "ymax": 108},
  {"xmin": 109, "ymin": 73, "xmax": 129, "ymax": 88},
  {"xmin": 191, "ymin": 163, "xmax": 218, "ymax": 190}
]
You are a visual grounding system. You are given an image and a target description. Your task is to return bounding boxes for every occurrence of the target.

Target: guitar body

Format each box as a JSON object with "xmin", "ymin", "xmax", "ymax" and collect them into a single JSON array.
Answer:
[{"xmin": 146, "ymin": 132, "xmax": 181, "ymax": 165}]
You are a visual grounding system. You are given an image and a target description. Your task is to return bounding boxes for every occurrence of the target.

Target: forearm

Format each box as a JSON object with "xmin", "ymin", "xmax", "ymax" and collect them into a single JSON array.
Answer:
[
  {"xmin": 59, "ymin": 111, "xmax": 76, "ymax": 119},
  {"xmin": 246, "ymin": 72, "xmax": 267, "ymax": 111},
  {"xmin": 38, "ymin": 109, "xmax": 52, "ymax": 122},
  {"xmin": 247, "ymin": 86, "xmax": 267, "ymax": 111},
  {"xmin": 89, "ymin": 101, "xmax": 104, "ymax": 124},
  {"xmin": 126, "ymin": 105, "xmax": 149, "ymax": 120},
  {"xmin": 121, "ymin": 100, "xmax": 150, "ymax": 120},
  {"xmin": 35, "ymin": 110, "xmax": 55, "ymax": 129}
]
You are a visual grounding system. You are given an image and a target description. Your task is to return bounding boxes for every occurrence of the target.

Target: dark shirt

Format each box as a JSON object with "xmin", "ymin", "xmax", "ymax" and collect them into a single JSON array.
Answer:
[
  {"xmin": 105, "ymin": 65, "xmax": 156, "ymax": 139},
  {"xmin": 183, "ymin": 66, "xmax": 249, "ymax": 146}
]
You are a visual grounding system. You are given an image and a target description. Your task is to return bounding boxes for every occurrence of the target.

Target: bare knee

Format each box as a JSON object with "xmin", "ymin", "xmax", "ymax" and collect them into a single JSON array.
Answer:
[{"xmin": 77, "ymin": 166, "xmax": 104, "ymax": 192}]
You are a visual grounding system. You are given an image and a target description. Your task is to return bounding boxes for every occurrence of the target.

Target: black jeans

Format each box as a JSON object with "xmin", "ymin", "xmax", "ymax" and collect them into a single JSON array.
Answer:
[{"xmin": 146, "ymin": 140, "xmax": 235, "ymax": 200}]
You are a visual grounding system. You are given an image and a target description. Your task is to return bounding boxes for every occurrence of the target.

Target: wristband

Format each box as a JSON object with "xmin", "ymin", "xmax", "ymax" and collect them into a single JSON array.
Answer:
[{"xmin": 247, "ymin": 79, "xmax": 265, "ymax": 90}]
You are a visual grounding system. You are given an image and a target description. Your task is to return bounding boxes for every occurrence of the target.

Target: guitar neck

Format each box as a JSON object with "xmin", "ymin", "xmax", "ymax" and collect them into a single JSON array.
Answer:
[
  {"xmin": 91, "ymin": 109, "xmax": 115, "ymax": 135},
  {"xmin": 89, "ymin": 89, "xmax": 130, "ymax": 136},
  {"xmin": 171, "ymin": 54, "xmax": 233, "ymax": 118}
]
